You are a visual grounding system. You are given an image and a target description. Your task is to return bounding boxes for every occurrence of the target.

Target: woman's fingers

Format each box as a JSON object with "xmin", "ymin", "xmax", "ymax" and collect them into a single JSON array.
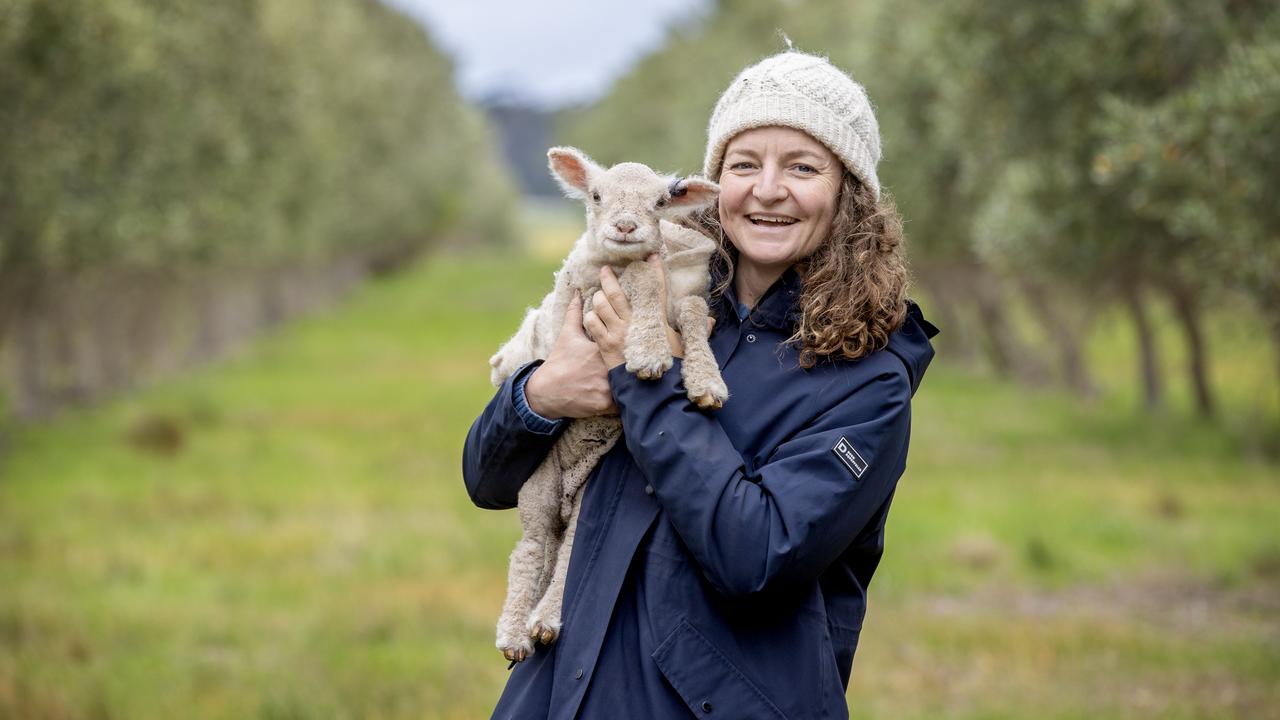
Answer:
[
  {"xmin": 561, "ymin": 291, "xmax": 586, "ymax": 337},
  {"xmin": 527, "ymin": 288, "xmax": 623, "ymax": 419},
  {"xmin": 591, "ymin": 287, "xmax": 622, "ymax": 330},
  {"xmin": 582, "ymin": 306, "xmax": 606, "ymax": 341},
  {"xmin": 598, "ymin": 267, "xmax": 630, "ymax": 323},
  {"xmin": 590, "ymin": 269, "xmax": 627, "ymax": 369}
]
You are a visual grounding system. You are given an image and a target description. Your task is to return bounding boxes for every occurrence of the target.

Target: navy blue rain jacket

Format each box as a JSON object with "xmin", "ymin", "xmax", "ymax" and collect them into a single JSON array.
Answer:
[{"xmin": 463, "ymin": 268, "xmax": 938, "ymax": 719}]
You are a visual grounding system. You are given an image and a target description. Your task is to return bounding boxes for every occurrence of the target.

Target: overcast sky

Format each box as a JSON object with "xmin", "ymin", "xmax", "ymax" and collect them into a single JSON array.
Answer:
[{"xmin": 381, "ymin": 0, "xmax": 710, "ymax": 108}]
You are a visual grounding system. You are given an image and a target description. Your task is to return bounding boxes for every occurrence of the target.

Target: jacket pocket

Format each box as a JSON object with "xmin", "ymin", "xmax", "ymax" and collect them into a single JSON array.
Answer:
[{"xmin": 651, "ymin": 618, "xmax": 790, "ymax": 720}]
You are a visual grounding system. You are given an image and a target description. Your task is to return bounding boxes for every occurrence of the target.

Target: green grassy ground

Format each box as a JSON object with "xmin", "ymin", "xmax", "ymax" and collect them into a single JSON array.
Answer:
[{"xmin": 1, "ymin": 249, "xmax": 1277, "ymax": 719}]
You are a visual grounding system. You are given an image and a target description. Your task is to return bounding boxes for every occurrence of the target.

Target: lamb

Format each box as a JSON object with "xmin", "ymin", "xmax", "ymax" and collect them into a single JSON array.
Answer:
[{"xmin": 488, "ymin": 146, "xmax": 728, "ymax": 663}]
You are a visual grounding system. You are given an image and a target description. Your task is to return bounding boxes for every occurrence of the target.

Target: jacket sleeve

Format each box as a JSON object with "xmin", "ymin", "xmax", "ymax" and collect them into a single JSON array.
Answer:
[
  {"xmin": 608, "ymin": 357, "xmax": 912, "ymax": 597},
  {"xmin": 462, "ymin": 360, "xmax": 567, "ymax": 510}
]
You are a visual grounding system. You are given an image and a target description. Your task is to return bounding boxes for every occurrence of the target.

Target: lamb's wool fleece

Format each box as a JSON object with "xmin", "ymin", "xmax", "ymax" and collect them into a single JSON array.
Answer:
[{"xmin": 488, "ymin": 148, "xmax": 725, "ymax": 662}]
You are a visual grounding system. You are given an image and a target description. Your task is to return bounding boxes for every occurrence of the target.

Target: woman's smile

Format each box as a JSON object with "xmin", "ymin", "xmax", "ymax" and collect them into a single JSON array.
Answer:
[{"xmin": 747, "ymin": 213, "xmax": 800, "ymax": 227}]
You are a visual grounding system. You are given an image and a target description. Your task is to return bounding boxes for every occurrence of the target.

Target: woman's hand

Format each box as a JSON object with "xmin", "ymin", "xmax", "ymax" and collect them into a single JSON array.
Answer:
[
  {"xmin": 585, "ymin": 255, "xmax": 685, "ymax": 369},
  {"xmin": 524, "ymin": 292, "xmax": 618, "ymax": 419}
]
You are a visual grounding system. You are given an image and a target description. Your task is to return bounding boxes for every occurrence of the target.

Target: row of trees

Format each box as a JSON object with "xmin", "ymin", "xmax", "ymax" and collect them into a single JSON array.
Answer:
[
  {"xmin": 561, "ymin": 0, "xmax": 1278, "ymax": 418},
  {"xmin": 0, "ymin": 0, "xmax": 518, "ymax": 418}
]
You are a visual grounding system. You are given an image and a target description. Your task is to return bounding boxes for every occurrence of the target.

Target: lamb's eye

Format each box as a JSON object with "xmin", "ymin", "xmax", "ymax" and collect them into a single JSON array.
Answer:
[
  {"xmin": 591, "ymin": 191, "xmax": 601, "ymax": 203},
  {"xmin": 656, "ymin": 198, "xmax": 668, "ymax": 208}
]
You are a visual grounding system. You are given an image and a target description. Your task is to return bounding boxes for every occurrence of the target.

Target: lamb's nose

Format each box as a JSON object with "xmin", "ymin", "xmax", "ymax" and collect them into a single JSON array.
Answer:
[{"xmin": 614, "ymin": 220, "xmax": 636, "ymax": 234}]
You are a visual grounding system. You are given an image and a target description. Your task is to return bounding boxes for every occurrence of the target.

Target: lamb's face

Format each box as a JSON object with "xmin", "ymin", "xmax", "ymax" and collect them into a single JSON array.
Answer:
[
  {"xmin": 587, "ymin": 163, "xmax": 672, "ymax": 260},
  {"xmin": 548, "ymin": 147, "xmax": 721, "ymax": 261}
]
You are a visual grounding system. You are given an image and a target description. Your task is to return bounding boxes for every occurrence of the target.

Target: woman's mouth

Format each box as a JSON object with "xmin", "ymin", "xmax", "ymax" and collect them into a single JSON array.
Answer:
[{"xmin": 747, "ymin": 214, "xmax": 799, "ymax": 226}]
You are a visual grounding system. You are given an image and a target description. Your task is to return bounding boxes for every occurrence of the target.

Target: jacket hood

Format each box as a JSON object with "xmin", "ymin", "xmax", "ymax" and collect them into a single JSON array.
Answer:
[
  {"xmin": 712, "ymin": 266, "xmax": 939, "ymax": 393},
  {"xmin": 887, "ymin": 300, "xmax": 939, "ymax": 395}
]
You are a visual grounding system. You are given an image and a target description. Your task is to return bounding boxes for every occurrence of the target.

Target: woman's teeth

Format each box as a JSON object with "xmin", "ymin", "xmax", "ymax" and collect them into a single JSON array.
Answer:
[{"xmin": 748, "ymin": 215, "xmax": 798, "ymax": 226}]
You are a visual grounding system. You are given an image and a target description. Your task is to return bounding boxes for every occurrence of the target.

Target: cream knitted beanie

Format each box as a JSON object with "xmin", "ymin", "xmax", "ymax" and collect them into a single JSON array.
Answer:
[{"xmin": 703, "ymin": 50, "xmax": 882, "ymax": 200}]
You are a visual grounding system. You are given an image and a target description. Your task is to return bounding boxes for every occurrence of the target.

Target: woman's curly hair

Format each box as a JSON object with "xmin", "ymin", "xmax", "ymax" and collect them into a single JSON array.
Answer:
[{"xmin": 684, "ymin": 172, "xmax": 910, "ymax": 368}]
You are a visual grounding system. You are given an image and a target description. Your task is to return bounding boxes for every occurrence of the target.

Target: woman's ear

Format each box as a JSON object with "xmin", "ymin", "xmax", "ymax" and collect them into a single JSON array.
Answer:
[
  {"xmin": 668, "ymin": 176, "xmax": 719, "ymax": 213},
  {"xmin": 548, "ymin": 147, "xmax": 604, "ymax": 200}
]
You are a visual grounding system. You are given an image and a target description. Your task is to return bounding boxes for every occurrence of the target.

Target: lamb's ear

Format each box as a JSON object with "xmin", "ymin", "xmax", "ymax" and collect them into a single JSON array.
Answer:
[
  {"xmin": 667, "ymin": 176, "xmax": 719, "ymax": 213},
  {"xmin": 548, "ymin": 147, "xmax": 603, "ymax": 200}
]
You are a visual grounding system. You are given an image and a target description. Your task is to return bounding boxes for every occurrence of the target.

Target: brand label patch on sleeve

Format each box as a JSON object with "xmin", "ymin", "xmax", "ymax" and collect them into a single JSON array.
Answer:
[{"xmin": 832, "ymin": 436, "xmax": 869, "ymax": 478}]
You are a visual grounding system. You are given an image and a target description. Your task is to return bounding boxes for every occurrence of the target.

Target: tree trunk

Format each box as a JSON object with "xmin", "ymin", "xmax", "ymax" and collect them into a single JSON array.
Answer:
[
  {"xmin": 972, "ymin": 266, "xmax": 1048, "ymax": 384},
  {"xmin": 0, "ymin": 271, "xmax": 49, "ymax": 420},
  {"xmin": 1018, "ymin": 276, "xmax": 1096, "ymax": 396},
  {"xmin": 1266, "ymin": 294, "xmax": 1280, "ymax": 418},
  {"xmin": 9, "ymin": 296, "xmax": 47, "ymax": 420},
  {"xmin": 1121, "ymin": 281, "xmax": 1163, "ymax": 412},
  {"xmin": 1164, "ymin": 278, "xmax": 1215, "ymax": 419},
  {"xmin": 1273, "ymin": 324, "xmax": 1280, "ymax": 419},
  {"xmin": 915, "ymin": 263, "xmax": 979, "ymax": 365},
  {"xmin": 0, "ymin": 256, "xmax": 370, "ymax": 423}
]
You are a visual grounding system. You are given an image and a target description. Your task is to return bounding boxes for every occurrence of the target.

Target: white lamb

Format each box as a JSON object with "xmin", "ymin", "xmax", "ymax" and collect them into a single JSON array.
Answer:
[{"xmin": 488, "ymin": 146, "xmax": 728, "ymax": 663}]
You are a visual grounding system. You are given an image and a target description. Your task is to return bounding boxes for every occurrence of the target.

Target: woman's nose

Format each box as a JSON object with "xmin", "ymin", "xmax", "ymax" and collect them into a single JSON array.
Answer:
[{"xmin": 752, "ymin": 166, "xmax": 787, "ymax": 204}]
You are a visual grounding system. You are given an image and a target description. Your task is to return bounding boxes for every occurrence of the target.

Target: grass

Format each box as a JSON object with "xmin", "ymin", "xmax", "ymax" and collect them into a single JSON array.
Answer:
[{"xmin": 1, "ymin": 237, "xmax": 1277, "ymax": 718}]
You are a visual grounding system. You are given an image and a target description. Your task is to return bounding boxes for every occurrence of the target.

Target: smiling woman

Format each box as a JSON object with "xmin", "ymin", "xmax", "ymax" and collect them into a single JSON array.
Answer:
[
  {"xmin": 464, "ymin": 49, "xmax": 939, "ymax": 720},
  {"xmin": 717, "ymin": 126, "xmax": 843, "ymax": 306}
]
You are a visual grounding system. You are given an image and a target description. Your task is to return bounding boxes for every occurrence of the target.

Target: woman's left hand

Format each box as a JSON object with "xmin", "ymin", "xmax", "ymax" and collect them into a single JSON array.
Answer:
[{"xmin": 585, "ymin": 254, "xmax": 684, "ymax": 368}]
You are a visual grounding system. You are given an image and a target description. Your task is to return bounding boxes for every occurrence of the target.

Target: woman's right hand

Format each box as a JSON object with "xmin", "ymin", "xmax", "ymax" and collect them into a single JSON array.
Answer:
[{"xmin": 524, "ymin": 292, "xmax": 618, "ymax": 419}]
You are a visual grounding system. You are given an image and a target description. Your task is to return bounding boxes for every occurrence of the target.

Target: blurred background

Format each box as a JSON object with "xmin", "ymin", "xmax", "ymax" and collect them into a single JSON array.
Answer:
[{"xmin": 1, "ymin": 0, "xmax": 1278, "ymax": 717}]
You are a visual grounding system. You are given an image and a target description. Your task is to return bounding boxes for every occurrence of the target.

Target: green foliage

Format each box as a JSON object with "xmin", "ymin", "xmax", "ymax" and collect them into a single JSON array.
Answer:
[
  {"xmin": 562, "ymin": 0, "xmax": 1275, "ymax": 293},
  {"xmin": 941, "ymin": 0, "xmax": 1245, "ymax": 283},
  {"xmin": 0, "ymin": 0, "xmax": 517, "ymax": 279},
  {"xmin": 1098, "ymin": 25, "xmax": 1280, "ymax": 311},
  {"xmin": 560, "ymin": 0, "xmax": 1280, "ymax": 409}
]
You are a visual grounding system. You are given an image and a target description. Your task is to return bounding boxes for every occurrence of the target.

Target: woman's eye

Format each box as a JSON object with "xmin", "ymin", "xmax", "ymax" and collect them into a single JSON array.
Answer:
[
  {"xmin": 729, "ymin": 162, "xmax": 754, "ymax": 170},
  {"xmin": 795, "ymin": 164, "xmax": 816, "ymax": 174}
]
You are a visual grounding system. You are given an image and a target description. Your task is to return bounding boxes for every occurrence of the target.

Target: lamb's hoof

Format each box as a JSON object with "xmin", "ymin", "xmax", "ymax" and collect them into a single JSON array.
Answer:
[
  {"xmin": 530, "ymin": 621, "xmax": 559, "ymax": 646},
  {"xmin": 498, "ymin": 635, "xmax": 534, "ymax": 663},
  {"xmin": 687, "ymin": 379, "xmax": 728, "ymax": 410},
  {"xmin": 527, "ymin": 610, "xmax": 562, "ymax": 646},
  {"xmin": 628, "ymin": 355, "xmax": 673, "ymax": 380},
  {"xmin": 692, "ymin": 392, "xmax": 723, "ymax": 410}
]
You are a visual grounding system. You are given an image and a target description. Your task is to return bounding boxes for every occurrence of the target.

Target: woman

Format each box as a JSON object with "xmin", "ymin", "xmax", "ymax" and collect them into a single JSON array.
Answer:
[{"xmin": 464, "ymin": 50, "xmax": 939, "ymax": 719}]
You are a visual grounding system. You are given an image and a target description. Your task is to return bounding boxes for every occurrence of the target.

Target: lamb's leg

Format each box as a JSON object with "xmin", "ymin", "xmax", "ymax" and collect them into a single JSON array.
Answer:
[
  {"xmin": 527, "ymin": 417, "xmax": 621, "ymax": 645},
  {"xmin": 676, "ymin": 295, "xmax": 728, "ymax": 409},
  {"xmin": 495, "ymin": 446, "xmax": 566, "ymax": 663},
  {"xmin": 620, "ymin": 260, "xmax": 673, "ymax": 379},
  {"xmin": 553, "ymin": 416, "xmax": 621, "ymax": 521},
  {"xmin": 525, "ymin": 480, "xmax": 584, "ymax": 646}
]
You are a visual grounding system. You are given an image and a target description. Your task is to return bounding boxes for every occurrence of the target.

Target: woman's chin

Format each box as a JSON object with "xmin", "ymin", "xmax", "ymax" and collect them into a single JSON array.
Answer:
[{"xmin": 737, "ymin": 243, "xmax": 796, "ymax": 270}]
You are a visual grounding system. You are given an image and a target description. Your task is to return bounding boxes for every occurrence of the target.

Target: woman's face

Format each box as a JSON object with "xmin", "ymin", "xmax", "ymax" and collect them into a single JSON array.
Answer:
[{"xmin": 718, "ymin": 126, "xmax": 842, "ymax": 278}]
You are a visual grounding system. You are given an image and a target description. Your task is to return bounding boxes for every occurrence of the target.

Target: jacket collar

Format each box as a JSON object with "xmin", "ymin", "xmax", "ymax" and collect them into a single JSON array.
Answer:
[{"xmin": 713, "ymin": 265, "xmax": 803, "ymax": 331}]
